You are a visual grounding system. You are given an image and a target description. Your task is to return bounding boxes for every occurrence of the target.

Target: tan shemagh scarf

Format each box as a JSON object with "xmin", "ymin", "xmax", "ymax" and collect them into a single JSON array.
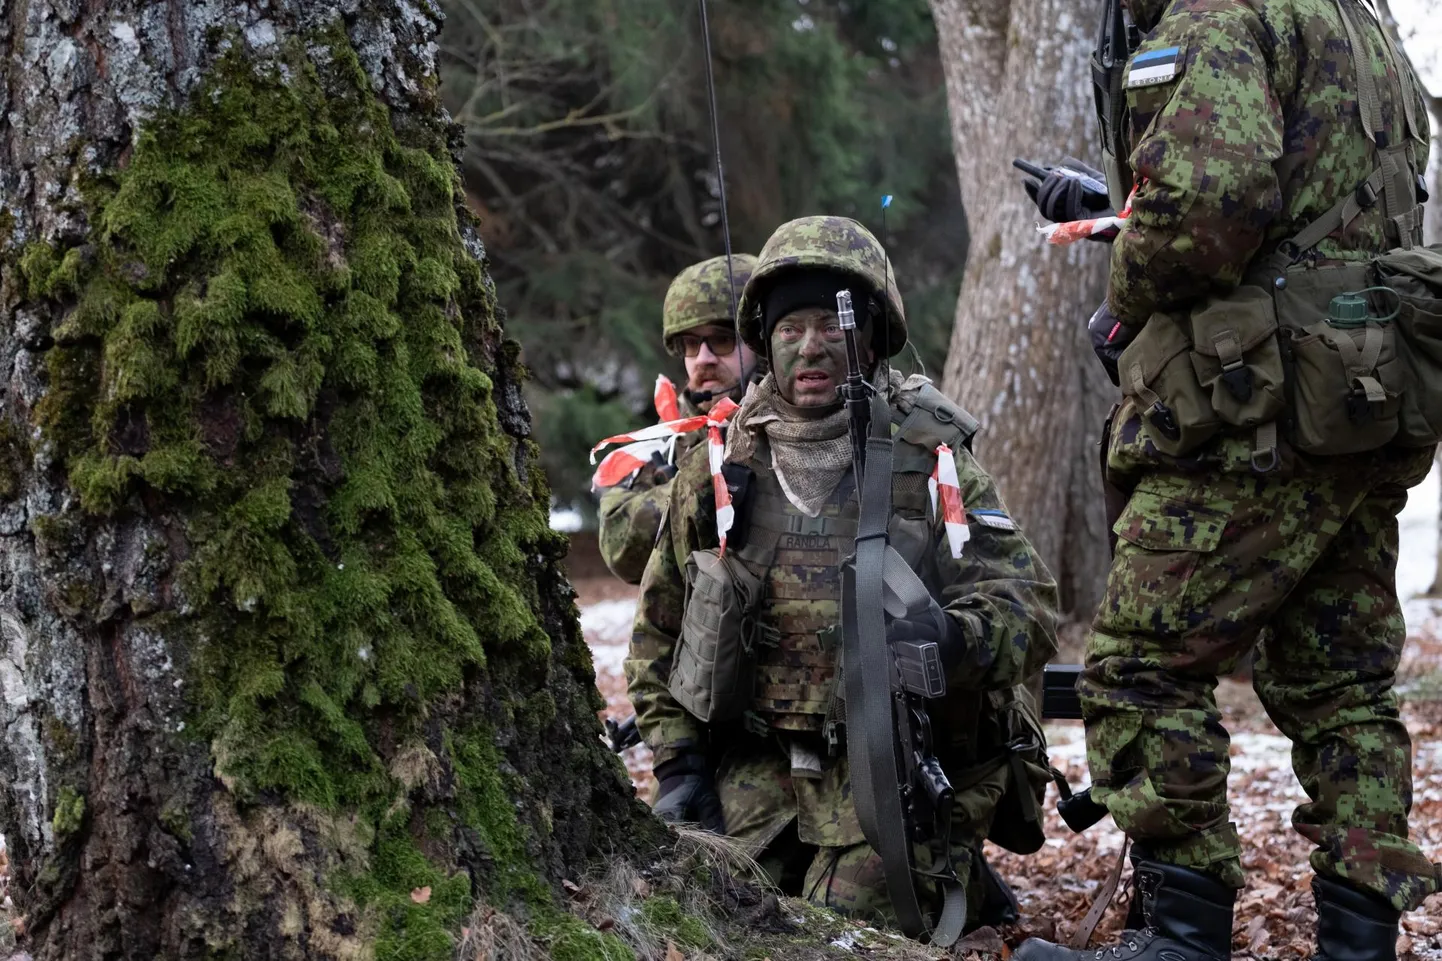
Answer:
[{"xmin": 727, "ymin": 369, "xmax": 922, "ymax": 516}]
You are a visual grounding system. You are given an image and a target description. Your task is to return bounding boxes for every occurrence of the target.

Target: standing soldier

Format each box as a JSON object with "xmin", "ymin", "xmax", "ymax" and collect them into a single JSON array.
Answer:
[
  {"xmin": 597, "ymin": 255, "xmax": 759, "ymax": 584},
  {"xmin": 1018, "ymin": 1, "xmax": 1438, "ymax": 960},
  {"xmin": 627, "ymin": 216, "xmax": 1061, "ymax": 934}
]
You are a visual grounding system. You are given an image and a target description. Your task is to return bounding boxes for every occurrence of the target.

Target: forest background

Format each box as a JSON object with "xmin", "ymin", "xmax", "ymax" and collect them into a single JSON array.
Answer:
[{"xmin": 440, "ymin": 0, "xmax": 965, "ymax": 513}]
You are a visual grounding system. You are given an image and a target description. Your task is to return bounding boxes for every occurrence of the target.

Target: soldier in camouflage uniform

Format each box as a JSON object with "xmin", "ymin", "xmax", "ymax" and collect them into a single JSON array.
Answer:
[
  {"xmin": 1017, "ymin": 3, "xmax": 1437, "ymax": 961},
  {"xmin": 598, "ymin": 255, "xmax": 759, "ymax": 583},
  {"xmin": 627, "ymin": 216, "xmax": 1060, "ymax": 930}
]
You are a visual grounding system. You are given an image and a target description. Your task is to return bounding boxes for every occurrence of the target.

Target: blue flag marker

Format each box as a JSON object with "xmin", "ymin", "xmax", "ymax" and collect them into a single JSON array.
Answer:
[{"xmin": 881, "ymin": 194, "xmax": 893, "ymax": 209}]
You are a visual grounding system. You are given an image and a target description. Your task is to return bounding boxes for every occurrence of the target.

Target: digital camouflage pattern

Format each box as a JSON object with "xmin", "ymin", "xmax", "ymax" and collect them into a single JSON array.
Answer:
[
  {"xmin": 597, "ymin": 396, "xmax": 703, "ymax": 584},
  {"xmin": 628, "ymin": 390, "xmax": 1058, "ymax": 768},
  {"xmin": 662, "ymin": 254, "xmax": 758, "ymax": 347},
  {"xmin": 713, "ymin": 742, "xmax": 1006, "ymax": 923},
  {"xmin": 604, "ymin": 251, "xmax": 756, "ymax": 583},
  {"xmin": 1083, "ymin": 447, "xmax": 1437, "ymax": 910},
  {"xmin": 1107, "ymin": 0, "xmax": 1431, "ymax": 331},
  {"xmin": 736, "ymin": 216, "xmax": 907, "ymax": 356},
  {"xmin": 1083, "ymin": 0, "xmax": 1440, "ymax": 915},
  {"xmin": 627, "ymin": 376, "xmax": 1059, "ymax": 923}
]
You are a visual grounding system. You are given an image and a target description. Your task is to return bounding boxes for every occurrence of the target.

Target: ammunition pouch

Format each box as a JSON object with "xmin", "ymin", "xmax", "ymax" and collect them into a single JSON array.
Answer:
[
  {"xmin": 1110, "ymin": 0, "xmax": 1442, "ymax": 463},
  {"xmin": 1117, "ymin": 312, "xmax": 1220, "ymax": 458},
  {"xmin": 671, "ymin": 549, "xmax": 763, "ymax": 723}
]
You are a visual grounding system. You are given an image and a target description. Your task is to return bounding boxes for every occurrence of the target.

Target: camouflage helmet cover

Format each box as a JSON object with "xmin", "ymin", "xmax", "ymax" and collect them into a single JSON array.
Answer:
[
  {"xmin": 737, "ymin": 216, "xmax": 906, "ymax": 357},
  {"xmin": 662, "ymin": 254, "xmax": 758, "ymax": 348}
]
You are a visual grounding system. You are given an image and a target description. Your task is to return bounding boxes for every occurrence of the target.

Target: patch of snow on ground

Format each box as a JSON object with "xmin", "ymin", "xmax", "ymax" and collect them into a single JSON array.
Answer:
[
  {"xmin": 578, "ymin": 598, "xmax": 637, "ymax": 674},
  {"xmin": 549, "ymin": 505, "xmax": 584, "ymax": 533}
]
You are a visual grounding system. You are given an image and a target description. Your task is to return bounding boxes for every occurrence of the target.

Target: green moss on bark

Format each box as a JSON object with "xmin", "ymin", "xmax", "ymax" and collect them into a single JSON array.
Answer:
[
  {"xmin": 50, "ymin": 787, "xmax": 85, "ymax": 841},
  {"xmin": 19, "ymin": 30, "xmax": 587, "ymax": 961}
]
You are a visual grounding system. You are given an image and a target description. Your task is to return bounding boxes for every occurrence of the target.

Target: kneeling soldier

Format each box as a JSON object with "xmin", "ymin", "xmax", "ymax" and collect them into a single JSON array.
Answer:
[{"xmin": 627, "ymin": 216, "xmax": 1061, "ymax": 938}]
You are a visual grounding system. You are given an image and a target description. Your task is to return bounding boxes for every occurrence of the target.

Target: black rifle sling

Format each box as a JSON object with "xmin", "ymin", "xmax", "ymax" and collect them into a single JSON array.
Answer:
[{"xmin": 843, "ymin": 393, "xmax": 929, "ymax": 939}]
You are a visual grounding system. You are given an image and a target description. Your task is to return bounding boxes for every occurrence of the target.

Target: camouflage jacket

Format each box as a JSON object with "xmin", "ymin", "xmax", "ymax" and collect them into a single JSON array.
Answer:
[
  {"xmin": 1107, "ymin": 0, "xmax": 1431, "ymax": 475},
  {"xmin": 597, "ymin": 397, "xmax": 704, "ymax": 585},
  {"xmin": 627, "ymin": 386, "xmax": 1060, "ymax": 769}
]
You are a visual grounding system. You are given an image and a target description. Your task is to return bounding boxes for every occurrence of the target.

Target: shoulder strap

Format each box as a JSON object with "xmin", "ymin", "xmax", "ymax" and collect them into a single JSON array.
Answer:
[{"xmin": 1272, "ymin": 0, "xmax": 1424, "ymax": 271}]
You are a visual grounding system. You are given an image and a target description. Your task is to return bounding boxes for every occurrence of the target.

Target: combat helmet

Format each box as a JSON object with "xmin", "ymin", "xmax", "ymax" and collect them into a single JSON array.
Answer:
[
  {"xmin": 737, "ymin": 216, "xmax": 906, "ymax": 357},
  {"xmin": 662, "ymin": 254, "xmax": 758, "ymax": 352}
]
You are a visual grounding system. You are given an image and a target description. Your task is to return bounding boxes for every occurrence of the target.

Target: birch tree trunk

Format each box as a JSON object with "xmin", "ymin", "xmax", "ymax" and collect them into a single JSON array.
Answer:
[
  {"xmin": 928, "ymin": 0, "xmax": 1116, "ymax": 627},
  {"xmin": 0, "ymin": 4, "xmax": 654, "ymax": 959}
]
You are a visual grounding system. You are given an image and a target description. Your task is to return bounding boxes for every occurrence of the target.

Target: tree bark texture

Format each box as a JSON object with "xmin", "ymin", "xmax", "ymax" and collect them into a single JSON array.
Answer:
[
  {"xmin": 0, "ymin": 3, "xmax": 654, "ymax": 959},
  {"xmin": 928, "ymin": 0, "xmax": 1116, "ymax": 623}
]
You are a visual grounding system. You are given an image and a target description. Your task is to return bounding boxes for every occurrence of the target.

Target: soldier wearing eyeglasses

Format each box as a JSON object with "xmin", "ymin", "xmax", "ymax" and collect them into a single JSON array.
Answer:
[{"xmin": 597, "ymin": 255, "xmax": 761, "ymax": 584}]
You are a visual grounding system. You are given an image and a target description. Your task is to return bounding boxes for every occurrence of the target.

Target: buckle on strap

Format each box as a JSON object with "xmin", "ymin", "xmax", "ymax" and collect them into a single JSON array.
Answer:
[
  {"xmin": 786, "ymin": 514, "xmax": 833, "ymax": 536},
  {"xmin": 1356, "ymin": 178, "xmax": 1378, "ymax": 209}
]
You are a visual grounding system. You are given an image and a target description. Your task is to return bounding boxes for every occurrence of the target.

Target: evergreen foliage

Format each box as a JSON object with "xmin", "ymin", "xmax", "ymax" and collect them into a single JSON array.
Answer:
[{"xmin": 440, "ymin": 0, "xmax": 966, "ymax": 511}]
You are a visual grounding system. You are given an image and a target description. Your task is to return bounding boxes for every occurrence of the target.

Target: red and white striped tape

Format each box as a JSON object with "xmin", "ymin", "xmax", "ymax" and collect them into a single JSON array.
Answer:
[
  {"xmin": 654, "ymin": 374, "xmax": 680, "ymax": 422},
  {"xmin": 708, "ymin": 421, "xmax": 733, "ymax": 554},
  {"xmin": 590, "ymin": 397, "xmax": 740, "ymax": 497},
  {"xmin": 1036, "ymin": 184, "xmax": 1137, "ymax": 246},
  {"xmin": 929, "ymin": 444, "xmax": 968, "ymax": 559}
]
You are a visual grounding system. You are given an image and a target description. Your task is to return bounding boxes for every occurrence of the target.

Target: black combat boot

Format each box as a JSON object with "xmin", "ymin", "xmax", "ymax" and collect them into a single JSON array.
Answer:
[
  {"xmin": 1312, "ymin": 876, "xmax": 1401, "ymax": 961},
  {"xmin": 1014, "ymin": 859, "xmax": 1235, "ymax": 961}
]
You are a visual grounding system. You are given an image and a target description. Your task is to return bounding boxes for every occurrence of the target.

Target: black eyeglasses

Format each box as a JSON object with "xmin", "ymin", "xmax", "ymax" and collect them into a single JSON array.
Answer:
[{"xmin": 675, "ymin": 332, "xmax": 738, "ymax": 358}]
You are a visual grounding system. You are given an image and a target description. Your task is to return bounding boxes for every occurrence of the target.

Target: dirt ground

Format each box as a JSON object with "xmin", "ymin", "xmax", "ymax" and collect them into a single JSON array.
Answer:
[{"xmin": 573, "ymin": 546, "xmax": 1442, "ymax": 960}]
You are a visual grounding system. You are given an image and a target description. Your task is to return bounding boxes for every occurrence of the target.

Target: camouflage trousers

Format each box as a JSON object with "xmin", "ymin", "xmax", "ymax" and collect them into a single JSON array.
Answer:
[
  {"xmin": 1081, "ymin": 445, "xmax": 1439, "ymax": 912},
  {"xmin": 714, "ymin": 736, "xmax": 1001, "ymax": 926}
]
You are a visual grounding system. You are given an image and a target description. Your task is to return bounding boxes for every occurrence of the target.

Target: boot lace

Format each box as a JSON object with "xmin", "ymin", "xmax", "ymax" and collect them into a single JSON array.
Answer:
[{"xmin": 1091, "ymin": 927, "xmax": 1155, "ymax": 960}]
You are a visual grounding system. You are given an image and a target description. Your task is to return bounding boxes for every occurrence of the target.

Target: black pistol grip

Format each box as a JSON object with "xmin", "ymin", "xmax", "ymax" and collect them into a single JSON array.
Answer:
[{"xmin": 1057, "ymin": 787, "xmax": 1110, "ymax": 834}]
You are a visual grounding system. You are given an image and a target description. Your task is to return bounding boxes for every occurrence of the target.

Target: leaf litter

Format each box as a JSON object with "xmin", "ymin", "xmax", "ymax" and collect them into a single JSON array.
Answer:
[{"xmin": 576, "ymin": 573, "xmax": 1442, "ymax": 959}]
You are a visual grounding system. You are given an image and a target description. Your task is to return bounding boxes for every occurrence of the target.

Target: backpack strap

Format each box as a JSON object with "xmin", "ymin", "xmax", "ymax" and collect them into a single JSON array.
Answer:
[{"xmin": 1267, "ymin": 0, "xmax": 1425, "ymax": 274}]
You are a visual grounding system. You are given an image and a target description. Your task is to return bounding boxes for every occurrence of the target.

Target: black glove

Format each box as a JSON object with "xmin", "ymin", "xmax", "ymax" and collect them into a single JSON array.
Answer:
[
  {"xmin": 1023, "ymin": 157, "xmax": 1113, "ymax": 223},
  {"xmin": 651, "ymin": 753, "xmax": 724, "ymax": 833},
  {"xmin": 887, "ymin": 596, "xmax": 966, "ymax": 698},
  {"xmin": 627, "ymin": 451, "xmax": 677, "ymax": 491}
]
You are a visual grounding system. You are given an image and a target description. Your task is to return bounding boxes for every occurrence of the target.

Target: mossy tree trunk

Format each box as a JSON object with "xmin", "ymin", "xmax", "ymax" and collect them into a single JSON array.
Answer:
[{"xmin": 0, "ymin": 3, "xmax": 658, "ymax": 959}]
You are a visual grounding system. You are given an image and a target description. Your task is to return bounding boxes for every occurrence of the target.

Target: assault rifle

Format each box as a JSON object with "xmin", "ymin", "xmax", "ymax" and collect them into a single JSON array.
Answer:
[{"xmin": 604, "ymin": 664, "xmax": 1109, "ymax": 837}]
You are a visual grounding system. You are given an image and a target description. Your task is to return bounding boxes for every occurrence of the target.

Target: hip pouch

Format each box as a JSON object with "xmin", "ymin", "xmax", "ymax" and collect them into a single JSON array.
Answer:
[
  {"xmin": 1274, "ymin": 263, "xmax": 1403, "ymax": 456},
  {"xmin": 670, "ymin": 548, "xmax": 763, "ymax": 723},
  {"xmin": 1117, "ymin": 312, "xmax": 1221, "ymax": 458},
  {"xmin": 1374, "ymin": 245, "xmax": 1442, "ymax": 446},
  {"xmin": 1116, "ymin": 288, "xmax": 1285, "ymax": 465}
]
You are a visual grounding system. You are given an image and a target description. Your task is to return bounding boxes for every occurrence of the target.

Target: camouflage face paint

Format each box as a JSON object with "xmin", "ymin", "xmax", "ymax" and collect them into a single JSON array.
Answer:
[{"xmin": 770, "ymin": 307, "xmax": 873, "ymax": 407}]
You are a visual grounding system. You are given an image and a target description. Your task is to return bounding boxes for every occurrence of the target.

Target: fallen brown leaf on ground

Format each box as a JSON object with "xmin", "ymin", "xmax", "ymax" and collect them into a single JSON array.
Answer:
[{"xmin": 577, "ymin": 580, "xmax": 1442, "ymax": 960}]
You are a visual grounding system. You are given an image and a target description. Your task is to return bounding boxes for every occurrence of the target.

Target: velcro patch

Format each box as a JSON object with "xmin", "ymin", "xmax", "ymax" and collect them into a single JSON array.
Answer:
[
  {"xmin": 1127, "ymin": 46, "xmax": 1180, "ymax": 88},
  {"xmin": 969, "ymin": 509, "xmax": 1016, "ymax": 531}
]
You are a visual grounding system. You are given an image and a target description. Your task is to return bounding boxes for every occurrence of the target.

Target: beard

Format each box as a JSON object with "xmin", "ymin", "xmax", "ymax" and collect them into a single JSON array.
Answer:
[{"xmin": 687, "ymin": 362, "xmax": 733, "ymax": 398}]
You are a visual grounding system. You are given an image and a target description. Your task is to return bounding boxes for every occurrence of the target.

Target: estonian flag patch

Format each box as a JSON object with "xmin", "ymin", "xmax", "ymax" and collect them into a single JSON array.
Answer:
[
  {"xmin": 969, "ymin": 509, "xmax": 1017, "ymax": 531},
  {"xmin": 1127, "ymin": 46, "xmax": 1180, "ymax": 88}
]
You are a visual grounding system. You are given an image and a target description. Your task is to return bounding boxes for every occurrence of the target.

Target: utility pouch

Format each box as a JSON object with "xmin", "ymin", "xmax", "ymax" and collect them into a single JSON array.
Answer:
[
  {"xmin": 1274, "ymin": 263, "xmax": 1402, "ymax": 455},
  {"xmin": 981, "ymin": 686, "xmax": 1051, "ymax": 856},
  {"xmin": 1117, "ymin": 312, "xmax": 1220, "ymax": 457},
  {"xmin": 1374, "ymin": 245, "xmax": 1442, "ymax": 446},
  {"xmin": 671, "ymin": 548, "xmax": 763, "ymax": 723},
  {"xmin": 1187, "ymin": 286, "xmax": 1287, "ymax": 429}
]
